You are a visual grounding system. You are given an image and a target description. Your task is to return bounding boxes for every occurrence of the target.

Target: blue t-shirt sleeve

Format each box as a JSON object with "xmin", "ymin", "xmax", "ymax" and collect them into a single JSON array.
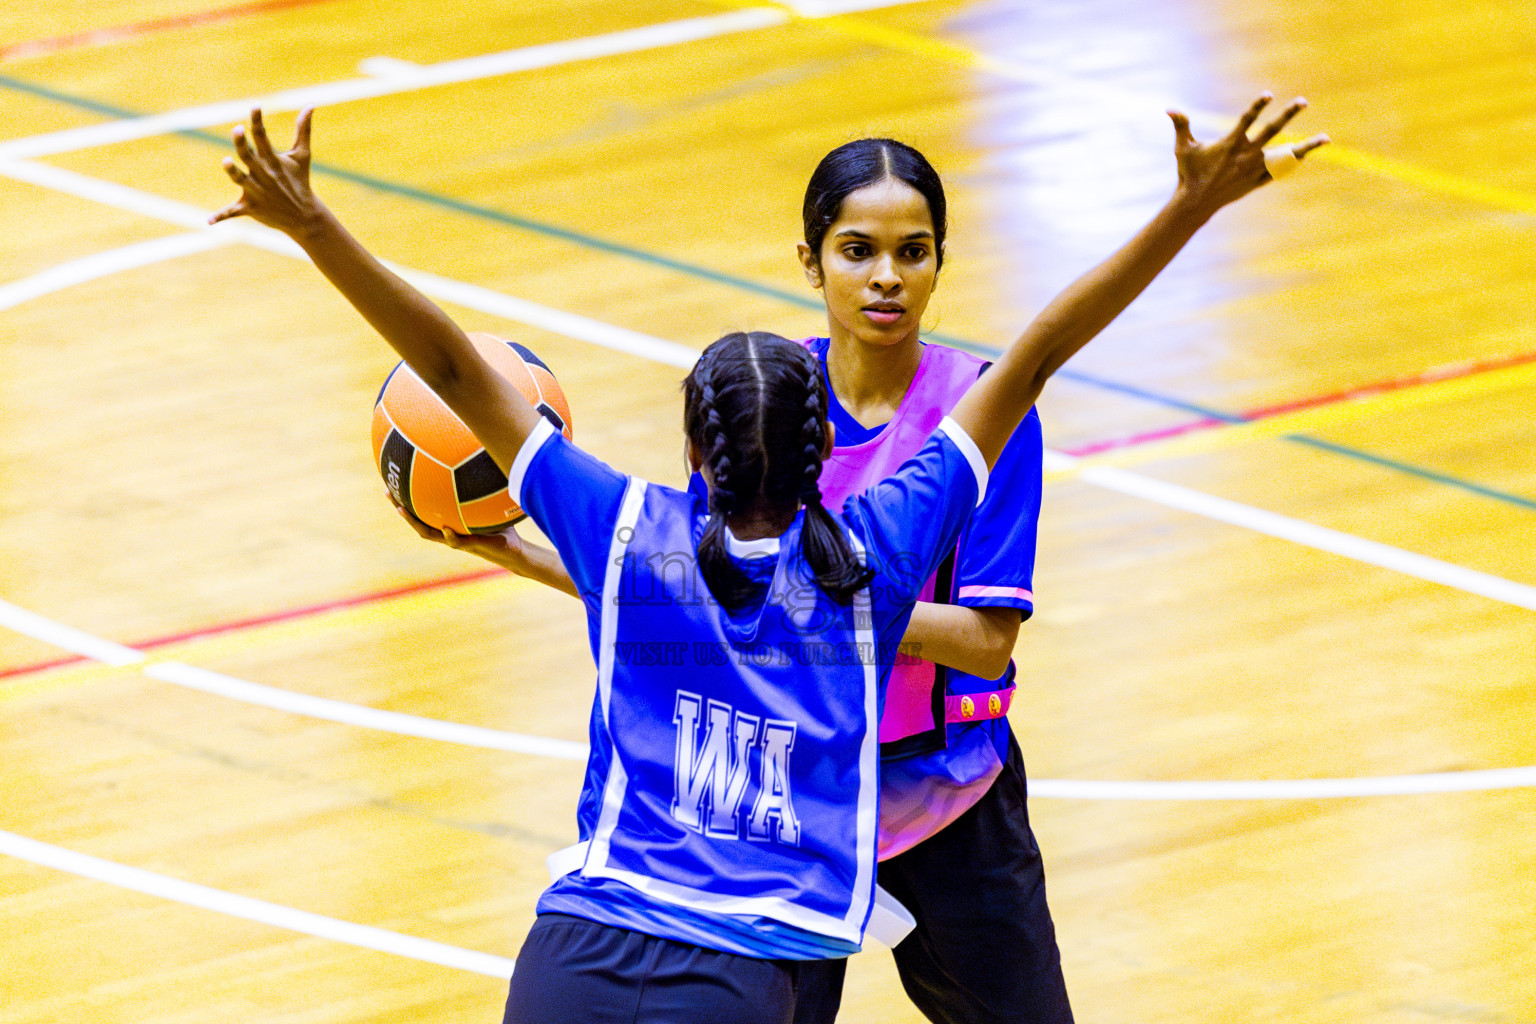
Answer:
[
  {"xmin": 955, "ymin": 405, "xmax": 1042, "ymax": 618},
  {"xmin": 509, "ymin": 419, "xmax": 629, "ymax": 598},
  {"xmin": 841, "ymin": 418, "xmax": 985, "ymax": 611}
]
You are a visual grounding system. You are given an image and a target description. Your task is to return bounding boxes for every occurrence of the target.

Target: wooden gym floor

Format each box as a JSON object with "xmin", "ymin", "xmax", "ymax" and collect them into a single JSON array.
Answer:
[{"xmin": 1, "ymin": 1, "xmax": 1532, "ymax": 1021}]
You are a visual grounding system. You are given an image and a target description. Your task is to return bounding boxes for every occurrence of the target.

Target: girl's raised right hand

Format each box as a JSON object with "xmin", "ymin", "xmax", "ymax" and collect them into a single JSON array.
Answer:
[{"xmin": 1167, "ymin": 93, "xmax": 1329, "ymax": 216}]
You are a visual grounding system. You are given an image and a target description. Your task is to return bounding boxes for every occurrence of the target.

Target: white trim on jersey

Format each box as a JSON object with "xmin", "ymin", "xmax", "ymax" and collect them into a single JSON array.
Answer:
[
  {"xmin": 584, "ymin": 862, "xmax": 863, "ymax": 940},
  {"xmin": 578, "ymin": 489, "xmax": 884, "ymax": 947},
  {"xmin": 938, "ymin": 415, "xmax": 988, "ymax": 505},
  {"xmin": 724, "ymin": 527, "xmax": 781, "ymax": 558},
  {"xmin": 583, "ymin": 478, "xmax": 649, "ymax": 872},
  {"xmin": 549, "ymin": 840, "xmax": 915, "ymax": 948},
  {"xmin": 506, "ymin": 416, "xmax": 558, "ymax": 507},
  {"xmin": 842, "ymin": 529, "xmax": 881, "ymax": 941}
]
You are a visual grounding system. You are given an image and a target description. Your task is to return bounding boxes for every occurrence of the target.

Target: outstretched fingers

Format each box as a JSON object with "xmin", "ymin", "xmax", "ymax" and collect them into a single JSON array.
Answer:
[
  {"xmin": 208, "ymin": 195, "xmax": 249, "ymax": 224},
  {"xmin": 250, "ymin": 107, "xmax": 279, "ymax": 163},
  {"xmin": 1252, "ymin": 97, "xmax": 1307, "ymax": 146},
  {"xmin": 211, "ymin": 106, "xmax": 325, "ymax": 229},
  {"xmin": 292, "ymin": 107, "xmax": 314, "ymax": 163},
  {"xmin": 231, "ymin": 124, "xmax": 274, "ymax": 186},
  {"xmin": 219, "ymin": 155, "xmax": 246, "ymax": 185},
  {"xmin": 209, "ymin": 155, "xmax": 252, "ymax": 224},
  {"xmin": 1292, "ymin": 133, "xmax": 1331, "ymax": 159},
  {"xmin": 1229, "ymin": 92, "xmax": 1273, "ymax": 140},
  {"xmin": 1167, "ymin": 109, "xmax": 1196, "ymax": 150}
]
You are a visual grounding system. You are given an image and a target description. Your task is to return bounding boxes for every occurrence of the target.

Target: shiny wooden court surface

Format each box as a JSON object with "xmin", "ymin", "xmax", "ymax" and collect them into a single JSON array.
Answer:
[{"xmin": 2, "ymin": 2, "xmax": 1533, "ymax": 1021}]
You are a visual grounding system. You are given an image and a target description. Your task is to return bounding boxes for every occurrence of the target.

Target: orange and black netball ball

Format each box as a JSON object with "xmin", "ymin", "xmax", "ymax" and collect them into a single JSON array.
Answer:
[{"xmin": 371, "ymin": 333, "xmax": 572, "ymax": 533}]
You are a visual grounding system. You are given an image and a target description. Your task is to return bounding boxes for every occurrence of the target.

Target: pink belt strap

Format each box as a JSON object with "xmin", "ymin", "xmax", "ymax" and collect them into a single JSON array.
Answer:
[{"xmin": 944, "ymin": 684, "xmax": 1015, "ymax": 724}]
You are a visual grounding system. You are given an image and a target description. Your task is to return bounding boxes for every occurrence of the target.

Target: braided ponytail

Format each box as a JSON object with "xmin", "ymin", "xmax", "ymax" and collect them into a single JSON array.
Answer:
[
  {"xmin": 790, "ymin": 346, "xmax": 875, "ymax": 603},
  {"xmin": 687, "ymin": 341, "xmax": 766, "ymax": 608},
  {"xmin": 684, "ymin": 333, "xmax": 873, "ymax": 609}
]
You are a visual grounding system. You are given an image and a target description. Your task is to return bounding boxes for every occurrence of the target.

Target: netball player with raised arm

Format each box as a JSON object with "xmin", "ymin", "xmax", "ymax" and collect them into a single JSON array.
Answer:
[
  {"xmin": 396, "ymin": 97, "xmax": 1327, "ymax": 1023},
  {"xmin": 213, "ymin": 103, "xmax": 1138, "ymax": 1021}
]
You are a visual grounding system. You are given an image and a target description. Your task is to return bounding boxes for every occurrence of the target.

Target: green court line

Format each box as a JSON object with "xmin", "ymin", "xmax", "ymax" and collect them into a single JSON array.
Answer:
[
  {"xmin": 1286, "ymin": 437, "xmax": 1536, "ymax": 512},
  {"xmin": 2, "ymin": 71, "xmax": 1530, "ymax": 514}
]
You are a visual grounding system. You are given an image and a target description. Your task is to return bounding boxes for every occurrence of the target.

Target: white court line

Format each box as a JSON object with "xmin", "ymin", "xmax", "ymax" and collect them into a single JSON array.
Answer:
[
  {"xmin": 1031, "ymin": 766, "xmax": 1536, "ymax": 801},
  {"xmin": 784, "ymin": 0, "xmax": 931, "ymax": 14},
  {"xmin": 0, "ymin": 157, "xmax": 250, "ymax": 232},
  {"xmin": 4, "ymin": 602, "xmax": 1529, "ymax": 798},
  {"xmin": 1043, "ymin": 453, "xmax": 1536, "ymax": 612},
  {"xmin": 0, "ymin": 598, "xmax": 145, "ymax": 667},
  {"xmin": 0, "ymin": 3, "xmax": 1239, "ymax": 168},
  {"xmin": 5, "ymin": 156, "xmax": 1530, "ymax": 616},
  {"xmin": 0, "ymin": 232, "xmax": 235, "ymax": 312},
  {"xmin": 0, "ymin": 592, "xmax": 584, "ymax": 758},
  {"xmin": 2, "ymin": 157, "xmax": 1534, "ymax": 796},
  {"xmin": 0, "ymin": 8, "xmax": 789, "ymax": 162},
  {"xmin": 2, "ymin": 587, "xmax": 1532, "ymax": 800},
  {"xmin": 146, "ymin": 662, "xmax": 587, "ymax": 760},
  {"xmin": 0, "ymin": 830, "xmax": 514, "ymax": 978},
  {"xmin": 0, "ymin": 157, "xmax": 700, "ymax": 367},
  {"xmin": 383, "ymin": 263, "xmax": 697, "ymax": 369}
]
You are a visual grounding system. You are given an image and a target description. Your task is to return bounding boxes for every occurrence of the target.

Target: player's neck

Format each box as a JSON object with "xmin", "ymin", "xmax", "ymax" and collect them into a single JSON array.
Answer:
[
  {"xmin": 826, "ymin": 330, "xmax": 922, "ymax": 429},
  {"xmin": 725, "ymin": 502, "xmax": 798, "ymax": 542}
]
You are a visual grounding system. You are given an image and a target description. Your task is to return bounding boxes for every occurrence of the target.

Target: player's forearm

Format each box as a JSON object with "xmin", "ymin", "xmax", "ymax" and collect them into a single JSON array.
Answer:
[
  {"xmin": 902, "ymin": 604, "xmax": 1022, "ymax": 681},
  {"xmin": 516, "ymin": 539, "xmax": 580, "ymax": 599},
  {"xmin": 465, "ymin": 536, "xmax": 578, "ymax": 598},
  {"xmin": 293, "ymin": 207, "xmax": 474, "ymax": 391},
  {"xmin": 292, "ymin": 207, "xmax": 540, "ymax": 470}
]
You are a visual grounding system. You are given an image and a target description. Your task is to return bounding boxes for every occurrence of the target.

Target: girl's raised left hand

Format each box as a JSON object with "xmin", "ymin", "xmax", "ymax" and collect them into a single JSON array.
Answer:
[
  {"xmin": 210, "ymin": 107, "xmax": 321, "ymax": 234},
  {"xmin": 1168, "ymin": 94, "xmax": 1329, "ymax": 214}
]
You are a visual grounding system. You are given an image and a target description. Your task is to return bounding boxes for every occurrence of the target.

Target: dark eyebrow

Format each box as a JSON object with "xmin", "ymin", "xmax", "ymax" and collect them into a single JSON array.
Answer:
[{"xmin": 831, "ymin": 229, "xmax": 934, "ymax": 240}]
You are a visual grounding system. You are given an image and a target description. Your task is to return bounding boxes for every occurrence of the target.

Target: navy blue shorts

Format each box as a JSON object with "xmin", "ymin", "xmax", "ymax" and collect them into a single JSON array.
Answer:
[
  {"xmin": 504, "ymin": 913, "xmax": 801, "ymax": 1024},
  {"xmin": 793, "ymin": 733, "xmax": 1073, "ymax": 1024}
]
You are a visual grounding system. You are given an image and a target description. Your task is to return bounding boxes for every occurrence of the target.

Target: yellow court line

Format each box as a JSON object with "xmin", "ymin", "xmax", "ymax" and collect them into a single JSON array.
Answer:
[
  {"xmin": 1044, "ymin": 358, "xmax": 1536, "ymax": 480},
  {"xmin": 0, "ymin": 572, "xmax": 531, "ymax": 706},
  {"xmin": 715, "ymin": 0, "xmax": 1536, "ymax": 217},
  {"xmin": 1315, "ymin": 145, "xmax": 1536, "ymax": 215},
  {"xmin": 0, "ymin": 660, "xmax": 139, "ymax": 704}
]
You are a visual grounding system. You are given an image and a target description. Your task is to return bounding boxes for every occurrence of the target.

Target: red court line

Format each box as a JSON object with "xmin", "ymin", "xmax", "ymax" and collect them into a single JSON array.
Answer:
[
  {"xmin": 1061, "ymin": 349, "xmax": 1536, "ymax": 458},
  {"xmin": 1064, "ymin": 417, "xmax": 1227, "ymax": 457},
  {"xmin": 7, "ymin": 350, "xmax": 1532, "ymax": 685},
  {"xmin": 1, "ymin": 0, "xmax": 340, "ymax": 61},
  {"xmin": 0, "ymin": 566, "xmax": 505, "ymax": 683}
]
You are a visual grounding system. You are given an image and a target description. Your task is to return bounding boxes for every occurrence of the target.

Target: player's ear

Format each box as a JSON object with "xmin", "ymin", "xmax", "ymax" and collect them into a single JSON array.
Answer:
[
  {"xmin": 686, "ymin": 437, "xmax": 705, "ymax": 474},
  {"xmin": 797, "ymin": 242, "xmax": 822, "ymax": 289}
]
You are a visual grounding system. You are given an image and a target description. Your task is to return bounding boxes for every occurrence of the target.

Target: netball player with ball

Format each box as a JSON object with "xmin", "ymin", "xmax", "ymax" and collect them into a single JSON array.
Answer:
[
  {"xmin": 213, "ymin": 93, "xmax": 1323, "ymax": 1023},
  {"xmin": 399, "ymin": 99, "xmax": 1325, "ymax": 1022}
]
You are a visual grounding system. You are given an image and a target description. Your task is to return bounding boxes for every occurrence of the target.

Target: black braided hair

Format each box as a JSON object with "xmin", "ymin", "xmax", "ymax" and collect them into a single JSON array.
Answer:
[
  {"xmin": 698, "ymin": 376, "xmax": 743, "ymax": 594},
  {"xmin": 788, "ymin": 344, "xmax": 876, "ymax": 603},
  {"xmin": 686, "ymin": 337, "xmax": 768, "ymax": 608},
  {"xmin": 683, "ymin": 333, "xmax": 873, "ymax": 608}
]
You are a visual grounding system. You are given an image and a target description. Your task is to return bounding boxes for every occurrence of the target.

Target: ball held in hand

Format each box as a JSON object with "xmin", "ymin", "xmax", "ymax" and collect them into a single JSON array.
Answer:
[{"xmin": 372, "ymin": 334, "xmax": 573, "ymax": 533}]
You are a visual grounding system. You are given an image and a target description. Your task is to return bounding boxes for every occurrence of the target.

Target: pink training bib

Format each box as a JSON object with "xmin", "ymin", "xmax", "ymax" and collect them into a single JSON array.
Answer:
[{"xmin": 800, "ymin": 339, "xmax": 986, "ymax": 754}]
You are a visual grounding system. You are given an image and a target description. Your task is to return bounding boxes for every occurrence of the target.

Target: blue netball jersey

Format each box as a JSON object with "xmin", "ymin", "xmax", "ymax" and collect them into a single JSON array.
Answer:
[{"xmin": 507, "ymin": 416, "xmax": 986, "ymax": 959}]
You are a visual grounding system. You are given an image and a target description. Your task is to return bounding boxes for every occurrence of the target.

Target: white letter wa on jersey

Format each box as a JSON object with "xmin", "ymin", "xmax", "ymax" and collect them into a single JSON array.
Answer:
[{"xmin": 672, "ymin": 691, "xmax": 799, "ymax": 844}]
